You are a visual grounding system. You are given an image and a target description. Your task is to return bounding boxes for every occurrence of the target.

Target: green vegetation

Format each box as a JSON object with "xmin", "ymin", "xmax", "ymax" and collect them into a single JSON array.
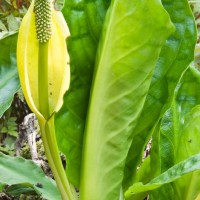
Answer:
[{"xmin": 1, "ymin": 0, "xmax": 200, "ymax": 200}]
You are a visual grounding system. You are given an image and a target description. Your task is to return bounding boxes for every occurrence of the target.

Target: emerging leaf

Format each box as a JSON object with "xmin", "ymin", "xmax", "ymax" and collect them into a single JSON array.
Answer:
[{"xmin": 125, "ymin": 153, "xmax": 200, "ymax": 200}]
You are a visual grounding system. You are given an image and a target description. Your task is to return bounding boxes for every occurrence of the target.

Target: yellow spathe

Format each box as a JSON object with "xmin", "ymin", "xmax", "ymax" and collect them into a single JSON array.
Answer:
[{"xmin": 17, "ymin": 0, "xmax": 70, "ymax": 120}]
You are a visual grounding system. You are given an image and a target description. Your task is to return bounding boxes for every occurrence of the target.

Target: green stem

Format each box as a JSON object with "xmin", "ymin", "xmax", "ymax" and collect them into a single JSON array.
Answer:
[
  {"xmin": 38, "ymin": 42, "xmax": 50, "ymax": 119},
  {"xmin": 38, "ymin": 43, "xmax": 77, "ymax": 200},
  {"xmin": 38, "ymin": 117, "xmax": 77, "ymax": 200}
]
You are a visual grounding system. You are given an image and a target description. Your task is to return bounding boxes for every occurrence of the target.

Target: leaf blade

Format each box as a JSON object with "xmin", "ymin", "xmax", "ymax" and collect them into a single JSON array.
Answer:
[
  {"xmin": 125, "ymin": 153, "xmax": 200, "ymax": 199},
  {"xmin": 0, "ymin": 34, "xmax": 20, "ymax": 118},
  {"xmin": 123, "ymin": 0, "xmax": 197, "ymax": 188},
  {"xmin": 55, "ymin": 0, "xmax": 111, "ymax": 187},
  {"xmin": 0, "ymin": 153, "xmax": 61, "ymax": 200},
  {"xmin": 80, "ymin": 0, "xmax": 174, "ymax": 199}
]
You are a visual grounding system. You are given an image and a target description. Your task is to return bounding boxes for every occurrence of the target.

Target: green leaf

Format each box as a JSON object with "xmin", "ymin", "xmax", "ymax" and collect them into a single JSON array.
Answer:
[
  {"xmin": 54, "ymin": 0, "xmax": 65, "ymax": 11},
  {"xmin": 7, "ymin": 122, "xmax": 17, "ymax": 127},
  {"xmin": 173, "ymin": 105, "xmax": 200, "ymax": 199},
  {"xmin": 125, "ymin": 153, "xmax": 200, "ymax": 200},
  {"xmin": 160, "ymin": 66, "xmax": 200, "ymax": 171},
  {"xmin": 0, "ymin": 20, "xmax": 8, "ymax": 31},
  {"xmin": 5, "ymin": 0, "xmax": 12, "ymax": 5},
  {"xmin": 169, "ymin": 67, "xmax": 200, "ymax": 199},
  {"xmin": 55, "ymin": 0, "xmax": 110, "ymax": 187},
  {"xmin": 8, "ymin": 117, "xmax": 17, "ymax": 122},
  {"xmin": 0, "ymin": 146, "xmax": 14, "ymax": 156},
  {"xmin": 150, "ymin": 184, "xmax": 174, "ymax": 200},
  {"xmin": 149, "ymin": 110, "xmax": 175, "ymax": 200},
  {"xmin": 0, "ymin": 31, "xmax": 18, "ymax": 40},
  {"xmin": 7, "ymin": 125, "xmax": 17, "ymax": 131},
  {"xmin": 7, "ymin": 14, "xmax": 20, "ymax": 32},
  {"xmin": 0, "ymin": 34, "xmax": 20, "ymax": 118},
  {"xmin": 6, "ymin": 184, "xmax": 36, "ymax": 197},
  {"xmin": 123, "ymin": 0, "xmax": 197, "ymax": 188},
  {"xmin": 1, "ymin": 127, "xmax": 8, "ymax": 133},
  {"xmin": 7, "ymin": 130, "xmax": 18, "ymax": 137},
  {"xmin": 150, "ymin": 65, "xmax": 200, "ymax": 199},
  {"xmin": 0, "ymin": 153, "xmax": 61, "ymax": 200},
  {"xmin": 135, "ymin": 156, "xmax": 151, "ymax": 184},
  {"xmin": 80, "ymin": 0, "xmax": 174, "ymax": 199},
  {"xmin": 4, "ymin": 136, "xmax": 15, "ymax": 150},
  {"xmin": 0, "ymin": 183, "xmax": 5, "ymax": 192}
]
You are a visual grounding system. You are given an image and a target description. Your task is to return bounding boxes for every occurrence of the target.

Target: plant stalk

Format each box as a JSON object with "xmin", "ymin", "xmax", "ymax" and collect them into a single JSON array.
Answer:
[
  {"xmin": 38, "ymin": 42, "xmax": 50, "ymax": 119},
  {"xmin": 38, "ymin": 117, "xmax": 77, "ymax": 200},
  {"xmin": 38, "ymin": 42, "xmax": 77, "ymax": 200}
]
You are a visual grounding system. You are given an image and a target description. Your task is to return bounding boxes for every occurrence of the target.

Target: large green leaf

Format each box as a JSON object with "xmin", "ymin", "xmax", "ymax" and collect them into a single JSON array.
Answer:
[
  {"xmin": 125, "ymin": 153, "xmax": 200, "ymax": 200},
  {"xmin": 150, "ymin": 65, "xmax": 200, "ymax": 199},
  {"xmin": 55, "ymin": 0, "xmax": 110, "ymax": 187},
  {"xmin": 0, "ymin": 34, "xmax": 20, "ymax": 117},
  {"xmin": 160, "ymin": 66, "xmax": 200, "ymax": 199},
  {"xmin": 173, "ymin": 106, "xmax": 200, "ymax": 200},
  {"xmin": 123, "ymin": 0, "xmax": 197, "ymax": 188},
  {"xmin": 160, "ymin": 66, "xmax": 200, "ymax": 171},
  {"xmin": 149, "ymin": 111, "xmax": 175, "ymax": 200},
  {"xmin": 0, "ymin": 153, "xmax": 61, "ymax": 200},
  {"xmin": 80, "ymin": 0, "xmax": 174, "ymax": 199}
]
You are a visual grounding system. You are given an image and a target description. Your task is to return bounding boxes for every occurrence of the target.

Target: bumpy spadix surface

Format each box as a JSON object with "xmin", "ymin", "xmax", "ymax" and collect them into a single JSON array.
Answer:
[{"xmin": 34, "ymin": 0, "xmax": 52, "ymax": 42}]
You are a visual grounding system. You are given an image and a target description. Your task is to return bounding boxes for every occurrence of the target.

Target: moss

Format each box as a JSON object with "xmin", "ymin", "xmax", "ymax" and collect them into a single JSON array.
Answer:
[
  {"xmin": 36, "ymin": 140, "xmax": 46, "ymax": 159},
  {"xmin": 20, "ymin": 143, "xmax": 31, "ymax": 159}
]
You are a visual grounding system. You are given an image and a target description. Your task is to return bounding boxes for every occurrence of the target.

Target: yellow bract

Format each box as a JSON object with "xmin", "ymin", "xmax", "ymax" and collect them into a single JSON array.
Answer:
[
  {"xmin": 196, "ymin": 194, "xmax": 200, "ymax": 200},
  {"xmin": 17, "ymin": 0, "xmax": 70, "ymax": 120}
]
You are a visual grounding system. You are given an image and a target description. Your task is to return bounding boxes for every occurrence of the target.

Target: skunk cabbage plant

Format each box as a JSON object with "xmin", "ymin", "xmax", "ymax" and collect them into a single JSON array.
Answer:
[
  {"xmin": 17, "ymin": 0, "xmax": 77, "ymax": 199},
  {"xmin": 0, "ymin": 0, "xmax": 200, "ymax": 199}
]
